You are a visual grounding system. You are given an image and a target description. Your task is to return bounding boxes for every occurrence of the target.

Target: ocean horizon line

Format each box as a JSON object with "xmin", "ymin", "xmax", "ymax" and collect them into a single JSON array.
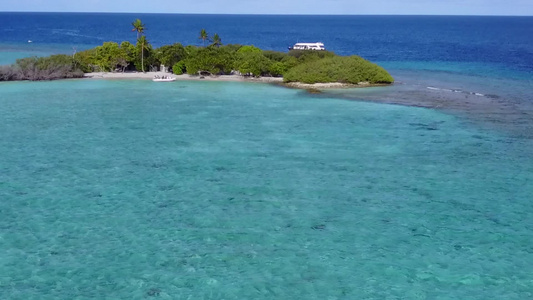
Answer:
[{"xmin": 0, "ymin": 11, "xmax": 532, "ymax": 17}]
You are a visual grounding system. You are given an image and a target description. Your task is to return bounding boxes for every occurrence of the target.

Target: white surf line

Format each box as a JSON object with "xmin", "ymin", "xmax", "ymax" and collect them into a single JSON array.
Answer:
[{"xmin": 427, "ymin": 86, "xmax": 484, "ymax": 97}]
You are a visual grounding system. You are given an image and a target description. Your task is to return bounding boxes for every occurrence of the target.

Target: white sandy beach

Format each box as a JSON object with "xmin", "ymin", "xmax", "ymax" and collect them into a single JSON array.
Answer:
[
  {"xmin": 82, "ymin": 71, "xmax": 376, "ymax": 89},
  {"xmin": 83, "ymin": 71, "xmax": 284, "ymax": 84}
]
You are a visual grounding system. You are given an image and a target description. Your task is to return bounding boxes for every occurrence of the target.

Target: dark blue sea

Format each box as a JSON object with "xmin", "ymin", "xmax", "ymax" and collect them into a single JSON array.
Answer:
[
  {"xmin": 1, "ymin": 13, "xmax": 533, "ymax": 299},
  {"xmin": 2, "ymin": 13, "xmax": 532, "ymax": 73}
]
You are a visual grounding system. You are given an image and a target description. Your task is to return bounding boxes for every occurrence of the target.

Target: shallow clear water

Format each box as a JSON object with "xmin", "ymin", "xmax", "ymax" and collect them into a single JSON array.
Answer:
[
  {"xmin": 1, "ymin": 80, "xmax": 532, "ymax": 299},
  {"xmin": 322, "ymin": 66, "xmax": 533, "ymax": 139},
  {"xmin": 0, "ymin": 43, "xmax": 79, "ymax": 66}
]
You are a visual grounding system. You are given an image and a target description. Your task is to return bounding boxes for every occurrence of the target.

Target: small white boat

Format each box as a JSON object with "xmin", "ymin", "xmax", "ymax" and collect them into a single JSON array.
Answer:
[
  {"xmin": 289, "ymin": 42, "xmax": 325, "ymax": 51},
  {"xmin": 28, "ymin": 40, "xmax": 32, "ymax": 43},
  {"xmin": 152, "ymin": 76, "xmax": 176, "ymax": 82}
]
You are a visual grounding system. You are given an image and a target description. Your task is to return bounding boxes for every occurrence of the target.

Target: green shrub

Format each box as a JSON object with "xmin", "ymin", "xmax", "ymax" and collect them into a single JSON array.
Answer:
[
  {"xmin": 288, "ymin": 50, "xmax": 336, "ymax": 62},
  {"xmin": 154, "ymin": 43, "xmax": 186, "ymax": 68},
  {"xmin": 222, "ymin": 44, "xmax": 243, "ymax": 53},
  {"xmin": 269, "ymin": 62, "xmax": 288, "ymax": 77},
  {"xmin": 92, "ymin": 42, "xmax": 123, "ymax": 71},
  {"xmin": 74, "ymin": 49, "xmax": 96, "ymax": 72},
  {"xmin": 263, "ymin": 50, "xmax": 287, "ymax": 62},
  {"xmin": 172, "ymin": 61, "xmax": 186, "ymax": 75},
  {"xmin": 184, "ymin": 46, "xmax": 236, "ymax": 75},
  {"xmin": 283, "ymin": 55, "xmax": 394, "ymax": 84},
  {"xmin": 236, "ymin": 52, "xmax": 273, "ymax": 77},
  {"xmin": 5, "ymin": 55, "xmax": 84, "ymax": 81},
  {"xmin": 6, "ymin": 39, "xmax": 393, "ymax": 84},
  {"xmin": 237, "ymin": 45, "xmax": 262, "ymax": 54},
  {"xmin": 281, "ymin": 56, "xmax": 299, "ymax": 69}
]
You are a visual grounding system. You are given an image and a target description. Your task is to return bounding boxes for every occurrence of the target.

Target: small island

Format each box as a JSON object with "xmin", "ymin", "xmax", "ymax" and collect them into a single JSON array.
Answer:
[{"xmin": 0, "ymin": 19, "xmax": 394, "ymax": 88}]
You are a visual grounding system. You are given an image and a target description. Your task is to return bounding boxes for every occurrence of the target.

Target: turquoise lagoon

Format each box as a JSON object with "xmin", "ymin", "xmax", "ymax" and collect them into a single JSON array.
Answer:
[{"xmin": 1, "ymin": 79, "xmax": 532, "ymax": 299}]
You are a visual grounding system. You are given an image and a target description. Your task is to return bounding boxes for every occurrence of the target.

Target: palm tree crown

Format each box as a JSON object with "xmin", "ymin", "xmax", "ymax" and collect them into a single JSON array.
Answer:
[
  {"xmin": 212, "ymin": 33, "xmax": 222, "ymax": 47},
  {"xmin": 199, "ymin": 29, "xmax": 208, "ymax": 47},
  {"xmin": 131, "ymin": 19, "xmax": 145, "ymax": 39}
]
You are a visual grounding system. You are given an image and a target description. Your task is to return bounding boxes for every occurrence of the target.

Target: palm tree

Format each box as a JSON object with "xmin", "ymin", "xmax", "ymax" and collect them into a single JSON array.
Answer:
[
  {"xmin": 131, "ymin": 19, "xmax": 145, "ymax": 39},
  {"xmin": 199, "ymin": 29, "xmax": 208, "ymax": 47},
  {"xmin": 137, "ymin": 35, "xmax": 149, "ymax": 72},
  {"xmin": 211, "ymin": 33, "xmax": 222, "ymax": 47},
  {"xmin": 132, "ymin": 19, "xmax": 146, "ymax": 72}
]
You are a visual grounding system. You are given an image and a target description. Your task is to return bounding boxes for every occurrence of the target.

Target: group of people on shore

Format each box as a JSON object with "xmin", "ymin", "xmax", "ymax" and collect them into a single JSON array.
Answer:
[{"xmin": 153, "ymin": 75, "xmax": 173, "ymax": 79}]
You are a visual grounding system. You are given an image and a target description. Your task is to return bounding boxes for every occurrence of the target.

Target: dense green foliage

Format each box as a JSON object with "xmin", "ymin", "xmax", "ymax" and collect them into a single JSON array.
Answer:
[
  {"xmin": 235, "ymin": 52, "xmax": 272, "ymax": 76},
  {"xmin": 155, "ymin": 43, "xmax": 186, "ymax": 68},
  {"xmin": 237, "ymin": 45, "xmax": 262, "ymax": 53},
  {"xmin": 283, "ymin": 55, "xmax": 394, "ymax": 84},
  {"xmin": 92, "ymin": 42, "xmax": 124, "ymax": 72},
  {"xmin": 182, "ymin": 46, "xmax": 236, "ymax": 75},
  {"xmin": 2, "ymin": 43, "xmax": 394, "ymax": 83},
  {"xmin": 269, "ymin": 61, "xmax": 289, "ymax": 76},
  {"xmin": 172, "ymin": 61, "xmax": 186, "ymax": 75},
  {"xmin": 1, "ymin": 19, "xmax": 393, "ymax": 83},
  {"xmin": 74, "ymin": 41, "xmax": 136, "ymax": 72},
  {"xmin": 287, "ymin": 49, "xmax": 336, "ymax": 61},
  {"xmin": 0, "ymin": 55, "xmax": 84, "ymax": 81}
]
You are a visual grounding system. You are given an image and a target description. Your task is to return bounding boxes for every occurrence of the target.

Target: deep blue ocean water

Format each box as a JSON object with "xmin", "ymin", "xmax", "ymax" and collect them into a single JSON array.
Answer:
[
  {"xmin": 1, "ymin": 13, "xmax": 532, "ymax": 74},
  {"xmin": 1, "ymin": 13, "xmax": 532, "ymax": 299}
]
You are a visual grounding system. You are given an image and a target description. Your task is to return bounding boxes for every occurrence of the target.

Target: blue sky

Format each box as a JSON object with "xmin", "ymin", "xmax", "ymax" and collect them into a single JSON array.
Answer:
[{"xmin": 1, "ymin": 0, "xmax": 532, "ymax": 16}]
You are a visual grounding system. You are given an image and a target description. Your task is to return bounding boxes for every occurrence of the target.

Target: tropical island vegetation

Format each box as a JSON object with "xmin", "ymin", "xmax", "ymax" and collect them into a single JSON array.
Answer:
[{"xmin": 0, "ymin": 19, "xmax": 394, "ymax": 85}]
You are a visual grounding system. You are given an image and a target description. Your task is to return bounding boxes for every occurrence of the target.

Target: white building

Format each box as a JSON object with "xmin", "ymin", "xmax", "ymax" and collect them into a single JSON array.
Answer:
[{"xmin": 289, "ymin": 42, "xmax": 326, "ymax": 51}]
